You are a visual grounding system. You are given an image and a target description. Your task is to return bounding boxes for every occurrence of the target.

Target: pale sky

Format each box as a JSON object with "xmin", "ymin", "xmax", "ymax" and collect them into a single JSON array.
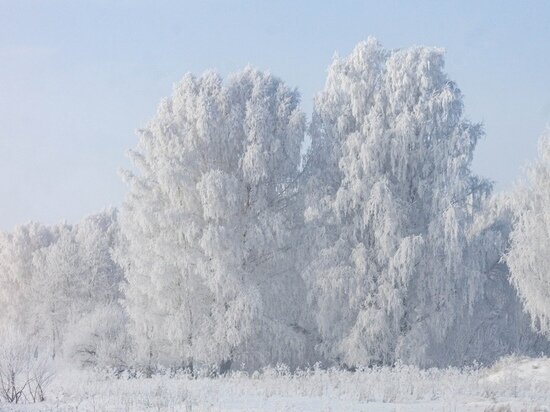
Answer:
[{"xmin": 1, "ymin": 0, "xmax": 549, "ymax": 230}]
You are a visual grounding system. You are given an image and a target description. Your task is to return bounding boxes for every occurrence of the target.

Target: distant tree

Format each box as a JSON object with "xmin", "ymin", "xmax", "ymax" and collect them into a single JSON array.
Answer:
[
  {"xmin": 32, "ymin": 210, "xmax": 124, "ymax": 360},
  {"xmin": 302, "ymin": 38, "xmax": 493, "ymax": 367},
  {"xmin": 506, "ymin": 133, "xmax": 550, "ymax": 336},
  {"xmin": 0, "ymin": 223, "xmax": 58, "ymax": 349},
  {"xmin": 117, "ymin": 68, "xmax": 311, "ymax": 372},
  {"xmin": 63, "ymin": 303, "xmax": 130, "ymax": 370},
  {"xmin": 0, "ymin": 210, "xmax": 125, "ymax": 365}
]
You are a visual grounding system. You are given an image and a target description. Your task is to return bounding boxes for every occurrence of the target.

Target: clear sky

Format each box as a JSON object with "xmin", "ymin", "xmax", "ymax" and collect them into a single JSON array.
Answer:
[{"xmin": 1, "ymin": 0, "xmax": 549, "ymax": 230}]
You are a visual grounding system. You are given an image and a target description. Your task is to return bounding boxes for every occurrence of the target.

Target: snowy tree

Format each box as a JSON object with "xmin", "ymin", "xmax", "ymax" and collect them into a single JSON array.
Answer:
[
  {"xmin": 0, "ymin": 223, "xmax": 58, "ymax": 349},
  {"xmin": 31, "ymin": 209, "xmax": 125, "ymax": 360},
  {"xmin": 435, "ymin": 194, "xmax": 550, "ymax": 365},
  {"xmin": 117, "ymin": 68, "xmax": 312, "ymax": 372},
  {"xmin": 63, "ymin": 303, "xmax": 130, "ymax": 370},
  {"xmin": 0, "ymin": 210, "xmax": 125, "ymax": 365},
  {"xmin": 302, "ymin": 38, "xmax": 492, "ymax": 367},
  {"xmin": 506, "ymin": 133, "xmax": 550, "ymax": 337}
]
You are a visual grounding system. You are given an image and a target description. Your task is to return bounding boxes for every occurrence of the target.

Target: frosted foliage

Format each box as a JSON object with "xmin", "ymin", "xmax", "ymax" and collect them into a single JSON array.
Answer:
[
  {"xmin": 507, "ymin": 134, "xmax": 550, "ymax": 336},
  {"xmin": 303, "ymin": 38, "xmax": 490, "ymax": 367},
  {"xmin": 435, "ymin": 195, "xmax": 550, "ymax": 366},
  {"xmin": 0, "ymin": 224, "xmax": 58, "ymax": 341},
  {"xmin": 118, "ymin": 68, "xmax": 310, "ymax": 372},
  {"xmin": 0, "ymin": 210, "xmax": 124, "ymax": 363},
  {"xmin": 2, "ymin": 39, "xmax": 548, "ymax": 377},
  {"xmin": 63, "ymin": 304, "xmax": 130, "ymax": 370},
  {"xmin": 33, "ymin": 210, "xmax": 124, "ymax": 359}
]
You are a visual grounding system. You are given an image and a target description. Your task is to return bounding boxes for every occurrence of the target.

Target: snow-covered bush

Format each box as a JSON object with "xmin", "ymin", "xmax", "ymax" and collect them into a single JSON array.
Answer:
[
  {"xmin": 8, "ymin": 357, "xmax": 550, "ymax": 410},
  {"xmin": 63, "ymin": 304, "xmax": 131, "ymax": 371}
]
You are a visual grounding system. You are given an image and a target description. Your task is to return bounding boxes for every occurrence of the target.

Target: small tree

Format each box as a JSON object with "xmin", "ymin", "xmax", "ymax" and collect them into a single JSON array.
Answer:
[{"xmin": 63, "ymin": 303, "xmax": 130, "ymax": 371}]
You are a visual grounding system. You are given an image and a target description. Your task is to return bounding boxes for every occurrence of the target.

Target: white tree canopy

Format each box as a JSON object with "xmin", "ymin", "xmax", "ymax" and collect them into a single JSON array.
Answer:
[
  {"xmin": 302, "ymin": 38, "xmax": 492, "ymax": 367},
  {"xmin": 0, "ymin": 210, "xmax": 124, "ymax": 363},
  {"xmin": 117, "ymin": 68, "xmax": 311, "ymax": 372},
  {"xmin": 2, "ymin": 39, "xmax": 548, "ymax": 373}
]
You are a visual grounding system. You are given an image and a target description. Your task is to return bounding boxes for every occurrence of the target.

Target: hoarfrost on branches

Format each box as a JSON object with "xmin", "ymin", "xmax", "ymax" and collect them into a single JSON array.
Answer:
[
  {"xmin": 117, "ymin": 68, "xmax": 313, "ymax": 373},
  {"xmin": 507, "ymin": 133, "xmax": 550, "ymax": 336},
  {"xmin": 300, "ymin": 38, "xmax": 532, "ymax": 367},
  {"xmin": 0, "ymin": 39, "xmax": 549, "ymax": 392}
]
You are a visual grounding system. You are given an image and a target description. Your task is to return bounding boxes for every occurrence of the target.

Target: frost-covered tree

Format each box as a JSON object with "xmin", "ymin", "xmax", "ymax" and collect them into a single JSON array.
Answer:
[
  {"xmin": 0, "ymin": 223, "xmax": 58, "ymax": 345},
  {"xmin": 32, "ymin": 210, "xmax": 125, "ymax": 360},
  {"xmin": 63, "ymin": 303, "xmax": 130, "ymax": 370},
  {"xmin": 0, "ymin": 210, "xmax": 126, "ymax": 365},
  {"xmin": 117, "ymin": 68, "xmax": 311, "ymax": 372},
  {"xmin": 302, "ymin": 38, "xmax": 492, "ymax": 367},
  {"xmin": 506, "ymin": 133, "xmax": 550, "ymax": 337},
  {"xmin": 437, "ymin": 193, "xmax": 550, "ymax": 365}
]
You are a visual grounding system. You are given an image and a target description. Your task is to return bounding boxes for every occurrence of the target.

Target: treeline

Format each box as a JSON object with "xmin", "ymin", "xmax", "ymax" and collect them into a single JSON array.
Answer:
[{"xmin": 1, "ymin": 39, "xmax": 549, "ymax": 374}]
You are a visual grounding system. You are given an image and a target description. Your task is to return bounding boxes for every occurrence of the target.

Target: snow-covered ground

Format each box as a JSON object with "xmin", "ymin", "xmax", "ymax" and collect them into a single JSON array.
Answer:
[{"xmin": 3, "ymin": 357, "xmax": 549, "ymax": 411}]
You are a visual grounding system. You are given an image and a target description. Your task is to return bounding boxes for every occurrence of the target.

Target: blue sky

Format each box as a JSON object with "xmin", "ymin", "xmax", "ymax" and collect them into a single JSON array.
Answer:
[{"xmin": 1, "ymin": 0, "xmax": 549, "ymax": 230}]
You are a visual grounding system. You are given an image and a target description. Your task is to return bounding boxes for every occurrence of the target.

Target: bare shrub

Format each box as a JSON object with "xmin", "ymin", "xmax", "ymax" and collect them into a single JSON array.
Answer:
[{"xmin": 0, "ymin": 326, "xmax": 54, "ymax": 403}]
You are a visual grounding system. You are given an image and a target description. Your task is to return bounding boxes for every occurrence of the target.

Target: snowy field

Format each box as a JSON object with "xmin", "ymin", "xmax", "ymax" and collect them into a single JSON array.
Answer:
[{"xmin": 2, "ymin": 357, "xmax": 549, "ymax": 412}]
